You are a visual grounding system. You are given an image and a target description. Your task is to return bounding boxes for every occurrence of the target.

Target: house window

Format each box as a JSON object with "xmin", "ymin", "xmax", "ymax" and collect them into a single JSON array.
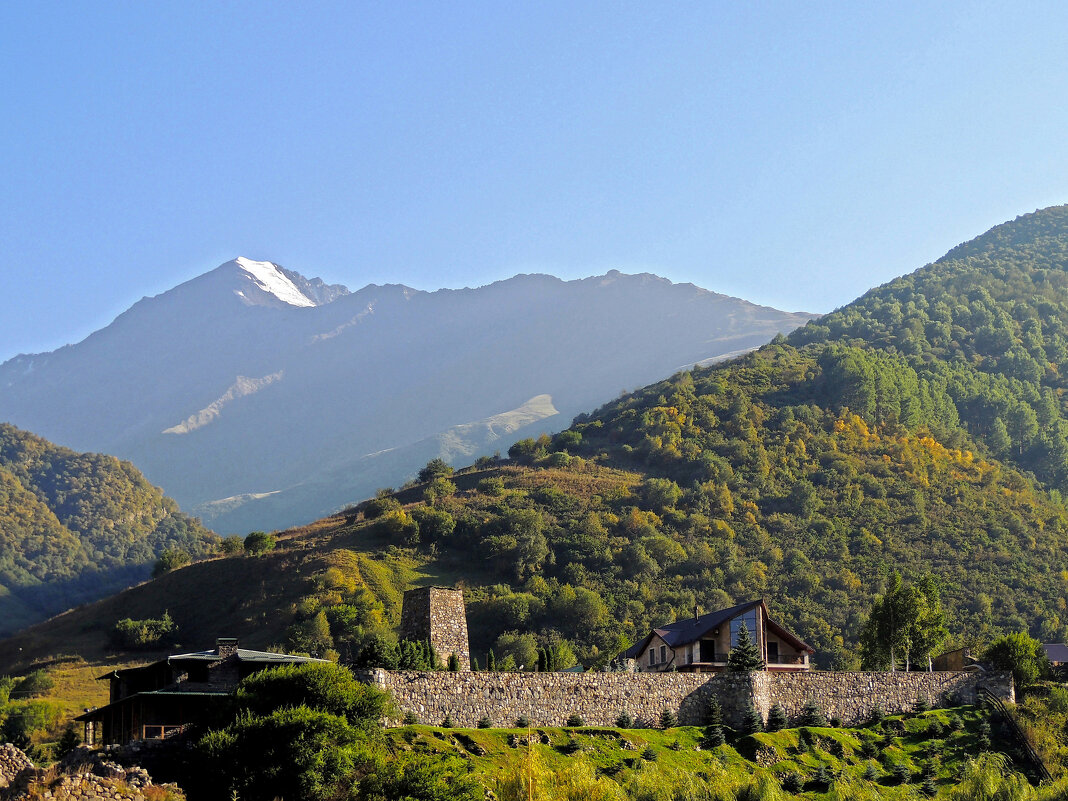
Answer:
[
  {"xmin": 730, "ymin": 610, "xmax": 759, "ymax": 649},
  {"xmin": 687, "ymin": 646, "xmax": 694, "ymax": 664},
  {"xmin": 649, "ymin": 649, "xmax": 656, "ymax": 666},
  {"xmin": 660, "ymin": 645, "xmax": 667, "ymax": 664},
  {"xmin": 767, "ymin": 642, "xmax": 779, "ymax": 664}
]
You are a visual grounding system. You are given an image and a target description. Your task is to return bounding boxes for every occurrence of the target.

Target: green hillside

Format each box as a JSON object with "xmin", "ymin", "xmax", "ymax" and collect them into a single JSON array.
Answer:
[
  {"xmin": 7, "ymin": 207, "xmax": 1068, "ymax": 681},
  {"xmin": 0, "ymin": 423, "xmax": 217, "ymax": 634}
]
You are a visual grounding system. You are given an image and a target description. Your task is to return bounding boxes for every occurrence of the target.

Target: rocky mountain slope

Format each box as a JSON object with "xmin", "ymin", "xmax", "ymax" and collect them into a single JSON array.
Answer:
[{"xmin": 0, "ymin": 260, "xmax": 812, "ymax": 532}]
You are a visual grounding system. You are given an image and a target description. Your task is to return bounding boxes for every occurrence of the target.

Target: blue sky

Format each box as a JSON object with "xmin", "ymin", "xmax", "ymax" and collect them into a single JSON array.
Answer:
[{"xmin": 3, "ymin": 2, "xmax": 1068, "ymax": 361}]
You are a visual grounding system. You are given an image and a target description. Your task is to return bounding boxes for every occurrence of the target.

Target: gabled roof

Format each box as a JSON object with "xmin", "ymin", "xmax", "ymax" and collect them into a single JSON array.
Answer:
[
  {"xmin": 623, "ymin": 599, "xmax": 814, "ymax": 659},
  {"xmin": 1043, "ymin": 643, "xmax": 1068, "ymax": 663},
  {"xmin": 96, "ymin": 645, "xmax": 327, "ymax": 680}
]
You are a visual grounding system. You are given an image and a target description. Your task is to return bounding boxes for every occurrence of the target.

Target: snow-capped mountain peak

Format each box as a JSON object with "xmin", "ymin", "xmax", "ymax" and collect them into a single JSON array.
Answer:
[{"xmin": 234, "ymin": 257, "xmax": 317, "ymax": 308}]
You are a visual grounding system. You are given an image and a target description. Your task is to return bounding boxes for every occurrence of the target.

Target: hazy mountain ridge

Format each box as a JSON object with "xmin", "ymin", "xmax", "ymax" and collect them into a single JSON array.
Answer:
[{"xmin": 0, "ymin": 262, "xmax": 813, "ymax": 532}]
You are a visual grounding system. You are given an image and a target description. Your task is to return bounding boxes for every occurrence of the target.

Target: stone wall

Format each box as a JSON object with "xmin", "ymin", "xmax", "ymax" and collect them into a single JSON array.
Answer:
[
  {"xmin": 359, "ymin": 669, "xmax": 1013, "ymax": 729},
  {"xmin": 398, "ymin": 587, "xmax": 471, "ymax": 670}
]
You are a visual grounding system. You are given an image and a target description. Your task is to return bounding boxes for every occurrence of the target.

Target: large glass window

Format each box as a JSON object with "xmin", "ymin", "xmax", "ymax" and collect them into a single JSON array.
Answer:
[{"xmin": 730, "ymin": 610, "xmax": 759, "ymax": 649}]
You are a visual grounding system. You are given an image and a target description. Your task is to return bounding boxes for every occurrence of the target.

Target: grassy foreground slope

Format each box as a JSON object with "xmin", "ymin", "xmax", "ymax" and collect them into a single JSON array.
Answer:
[{"xmin": 385, "ymin": 706, "xmax": 1060, "ymax": 800}]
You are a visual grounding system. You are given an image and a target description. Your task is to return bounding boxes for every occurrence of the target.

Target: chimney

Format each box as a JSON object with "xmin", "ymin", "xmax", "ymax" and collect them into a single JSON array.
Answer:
[
  {"xmin": 694, "ymin": 604, "xmax": 700, "ymax": 622},
  {"xmin": 216, "ymin": 637, "xmax": 239, "ymax": 659}
]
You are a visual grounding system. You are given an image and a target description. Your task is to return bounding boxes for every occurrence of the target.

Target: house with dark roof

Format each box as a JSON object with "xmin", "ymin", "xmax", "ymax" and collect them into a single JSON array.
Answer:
[
  {"xmin": 76, "ymin": 638, "xmax": 327, "ymax": 745},
  {"xmin": 1042, "ymin": 643, "xmax": 1068, "ymax": 669},
  {"xmin": 623, "ymin": 600, "xmax": 814, "ymax": 673}
]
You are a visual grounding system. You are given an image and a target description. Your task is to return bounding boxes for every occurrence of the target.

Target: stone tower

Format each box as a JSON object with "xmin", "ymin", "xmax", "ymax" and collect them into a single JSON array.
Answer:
[{"xmin": 399, "ymin": 586, "xmax": 471, "ymax": 670}]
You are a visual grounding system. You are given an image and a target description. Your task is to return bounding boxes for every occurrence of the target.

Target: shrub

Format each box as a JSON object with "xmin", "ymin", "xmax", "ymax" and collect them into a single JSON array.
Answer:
[
  {"xmin": 515, "ymin": 715, "xmax": 531, "ymax": 728},
  {"xmin": 914, "ymin": 695, "xmax": 930, "ymax": 712},
  {"xmin": 860, "ymin": 739, "xmax": 879, "ymax": 758},
  {"xmin": 702, "ymin": 724, "xmax": 725, "ymax": 748},
  {"xmin": 363, "ymin": 496, "xmax": 401, "ymax": 520},
  {"xmin": 766, "ymin": 702, "xmax": 788, "ymax": 732},
  {"xmin": 477, "ymin": 717, "xmax": 491, "ymax": 729},
  {"xmin": 799, "ymin": 698, "xmax": 826, "ymax": 726},
  {"xmin": 152, "ymin": 548, "xmax": 190, "ymax": 577},
  {"xmin": 615, "ymin": 712, "xmax": 633, "ymax": 729},
  {"xmin": 659, "ymin": 708, "xmax": 677, "ymax": 729},
  {"xmin": 13, "ymin": 670, "xmax": 54, "ymax": 698},
  {"xmin": 243, "ymin": 531, "xmax": 276, "ymax": 555},
  {"xmin": 566, "ymin": 714, "xmax": 584, "ymax": 727},
  {"xmin": 780, "ymin": 772, "xmax": 803, "ymax": 792},
  {"xmin": 921, "ymin": 775, "xmax": 938, "ymax": 797},
  {"xmin": 219, "ymin": 536, "xmax": 244, "ymax": 555},
  {"xmin": 705, "ymin": 695, "xmax": 723, "ymax": 726},
  {"xmin": 402, "ymin": 711, "xmax": 419, "ymax": 725},
  {"xmin": 829, "ymin": 738, "xmax": 845, "ymax": 758},
  {"xmin": 869, "ymin": 705, "xmax": 885, "ymax": 725},
  {"xmin": 892, "ymin": 763, "xmax": 911, "ymax": 784},
  {"xmin": 442, "ymin": 714, "xmax": 454, "ymax": 727},
  {"xmin": 863, "ymin": 762, "xmax": 879, "ymax": 781},
  {"xmin": 55, "ymin": 724, "xmax": 80, "ymax": 758},
  {"xmin": 447, "ymin": 653, "xmax": 460, "ymax": 672},
  {"xmin": 812, "ymin": 764, "xmax": 832, "ymax": 788},
  {"xmin": 640, "ymin": 744, "xmax": 657, "ymax": 762},
  {"xmin": 740, "ymin": 699, "xmax": 764, "ymax": 734},
  {"xmin": 828, "ymin": 716, "xmax": 842, "ymax": 728},
  {"xmin": 236, "ymin": 662, "xmax": 388, "ymax": 723},
  {"xmin": 110, "ymin": 612, "xmax": 178, "ymax": 650},
  {"xmin": 418, "ymin": 458, "xmax": 453, "ymax": 483}
]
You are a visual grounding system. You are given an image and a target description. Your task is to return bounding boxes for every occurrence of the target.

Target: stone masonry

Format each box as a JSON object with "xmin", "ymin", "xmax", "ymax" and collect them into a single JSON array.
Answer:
[
  {"xmin": 399, "ymin": 587, "xmax": 471, "ymax": 670},
  {"xmin": 359, "ymin": 668, "xmax": 1013, "ymax": 728}
]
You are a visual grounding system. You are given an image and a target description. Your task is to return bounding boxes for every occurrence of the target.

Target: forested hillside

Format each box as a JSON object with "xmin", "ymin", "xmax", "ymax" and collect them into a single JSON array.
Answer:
[
  {"xmin": 0, "ymin": 424, "xmax": 217, "ymax": 634},
  {"xmin": 6, "ymin": 207, "xmax": 1068, "ymax": 678}
]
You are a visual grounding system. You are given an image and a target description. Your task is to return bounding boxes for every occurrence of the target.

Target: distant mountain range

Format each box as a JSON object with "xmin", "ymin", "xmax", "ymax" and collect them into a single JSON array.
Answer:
[{"xmin": 0, "ymin": 259, "xmax": 813, "ymax": 532}]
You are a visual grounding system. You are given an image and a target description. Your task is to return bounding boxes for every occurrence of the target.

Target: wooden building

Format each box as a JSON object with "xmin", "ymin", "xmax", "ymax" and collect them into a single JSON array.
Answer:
[{"xmin": 76, "ymin": 638, "xmax": 326, "ymax": 745}]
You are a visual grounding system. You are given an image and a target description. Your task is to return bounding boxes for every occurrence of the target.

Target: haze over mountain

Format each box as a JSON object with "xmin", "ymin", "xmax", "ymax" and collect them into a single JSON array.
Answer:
[{"xmin": 0, "ymin": 259, "xmax": 813, "ymax": 532}]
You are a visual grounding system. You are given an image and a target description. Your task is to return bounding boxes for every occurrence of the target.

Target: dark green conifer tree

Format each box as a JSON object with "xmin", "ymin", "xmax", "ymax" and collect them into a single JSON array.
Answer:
[
  {"xmin": 726, "ymin": 622, "xmax": 763, "ymax": 673},
  {"xmin": 766, "ymin": 702, "xmax": 788, "ymax": 732}
]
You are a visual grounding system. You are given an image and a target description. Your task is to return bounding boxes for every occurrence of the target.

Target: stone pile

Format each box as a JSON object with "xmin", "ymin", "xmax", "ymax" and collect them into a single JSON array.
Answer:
[{"xmin": 0, "ymin": 744, "xmax": 183, "ymax": 801}]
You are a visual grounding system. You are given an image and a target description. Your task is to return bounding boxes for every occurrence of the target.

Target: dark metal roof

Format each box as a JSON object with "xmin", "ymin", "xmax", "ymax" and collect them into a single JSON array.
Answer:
[
  {"xmin": 96, "ymin": 646, "xmax": 327, "ymax": 680},
  {"xmin": 1043, "ymin": 643, "xmax": 1068, "ymax": 663}
]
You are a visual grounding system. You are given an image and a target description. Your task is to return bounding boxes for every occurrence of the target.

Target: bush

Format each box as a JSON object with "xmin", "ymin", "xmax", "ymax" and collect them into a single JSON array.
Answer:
[
  {"xmin": 640, "ymin": 744, "xmax": 657, "ymax": 762},
  {"xmin": 914, "ymin": 695, "xmax": 930, "ymax": 712},
  {"xmin": 219, "ymin": 536, "xmax": 244, "ymax": 555},
  {"xmin": 152, "ymin": 548, "xmax": 190, "ymax": 577},
  {"xmin": 566, "ymin": 714, "xmax": 584, "ymax": 727},
  {"xmin": 863, "ymin": 763, "xmax": 879, "ymax": 781},
  {"xmin": 110, "ymin": 612, "xmax": 177, "ymax": 650},
  {"xmin": 55, "ymin": 724, "xmax": 80, "ymax": 758},
  {"xmin": 740, "ymin": 700, "xmax": 763, "ymax": 734},
  {"xmin": 402, "ymin": 711, "xmax": 419, "ymax": 725},
  {"xmin": 702, "ymin": 724, "xmax": 725, "ymax": 748},
  {"xmin": 892, "ymin": 763, "xmax": 911, "ymax": 784},
  {"xmin": 12, "ymin": 670, "xmax": 54, "ymax": 699},
  {"xmin": 477, "ymin": 717, "xmax": 491, "ymax": 729},
  {"xmin": 869, "ymin": 705, "xmax": 885, "ymax": 725},
  {"xmin": 243, "ymin": 531, "xmax": 276, "ymax": 555},
  {"xmin": 766, "ymin": 702, "xmax": 788, "ymax": 732},
  {"xmin": 615, "ymin": 712, "xmax": 633, "ymax": 729},
  {"xmin": 418, "ymin": 458, "xmax": 454, "ymax": 483},
  {"xmin": 363, "ymin": 496, "xmax": 401, "ymax": 520},
  {"xmin": 985, "ymin": 632, "xmax": 1049, "ymax": 687},
  {"xmin": 236, "ymin": 662, "xmax": 389, "ymax": 724},
  {"xmin": 515, "ymin": 715, "xmax": 531, "ymax": 728},
  {"xmin": 447, "ymin": 653, "xmax": 460, "ymax": 672},
  {"xmin": 781, "ymin": 772, "xmax": 803, "ymax": 792},
  {"xmin": 441, "ymin": 714, "xmax": 454, "ymax": 728},
  {"xmin": 659, "ymin": 708, "xmax": 677, "ymax": 729},
  {"xmin": 799, "ymin": 698, "xmax": 826, "ymax": 726}
]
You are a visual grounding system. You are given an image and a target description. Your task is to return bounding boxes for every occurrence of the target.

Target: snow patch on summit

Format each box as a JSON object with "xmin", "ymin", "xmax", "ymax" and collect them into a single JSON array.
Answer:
[{"xmin": 235, "ymin": 257, "xmax": 316, "ymax": 308}]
